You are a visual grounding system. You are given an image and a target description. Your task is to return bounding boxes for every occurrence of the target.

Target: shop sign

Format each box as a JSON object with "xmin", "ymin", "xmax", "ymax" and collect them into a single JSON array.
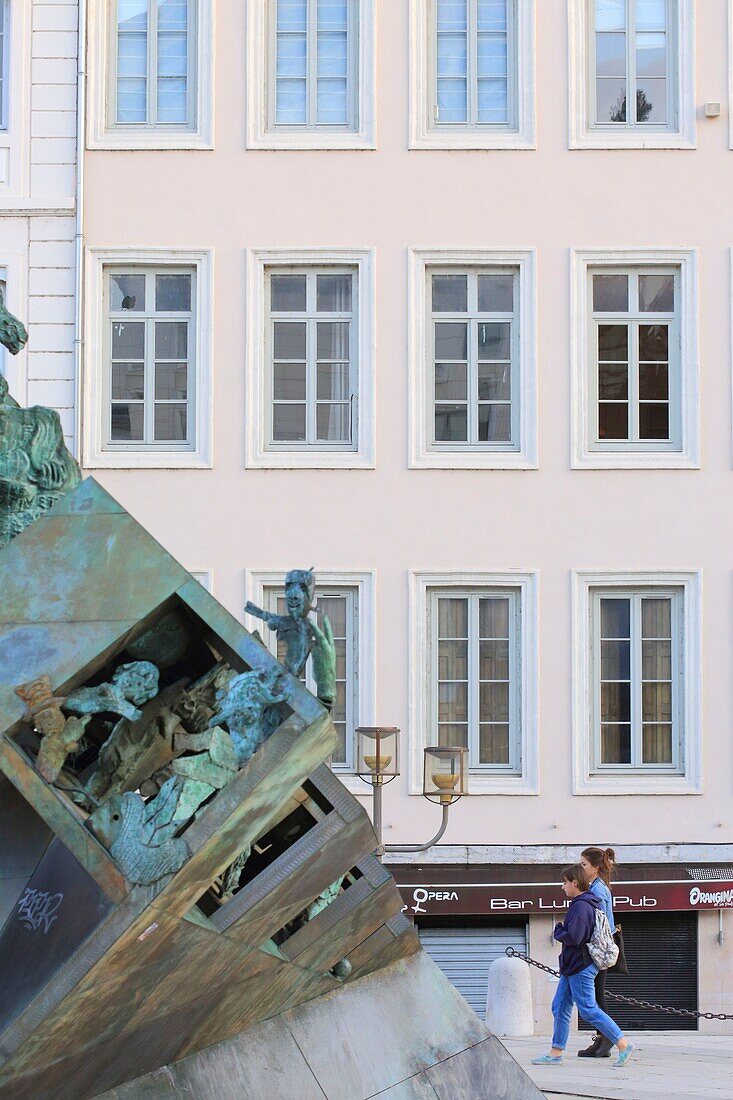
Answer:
[{"xmin": 398, "ymin": 880, "xmax": 733, "ymax": 917}]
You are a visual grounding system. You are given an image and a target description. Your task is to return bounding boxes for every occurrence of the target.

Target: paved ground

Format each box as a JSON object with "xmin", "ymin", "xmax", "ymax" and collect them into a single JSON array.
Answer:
[{"xmin": 503, "ymin": 1032, "xmax": 733, "ymax": 1099}]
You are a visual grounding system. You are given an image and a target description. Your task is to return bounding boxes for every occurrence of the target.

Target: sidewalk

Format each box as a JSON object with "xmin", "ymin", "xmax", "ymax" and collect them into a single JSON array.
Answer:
[{"xmin": 503, "ymin": 1032, "xmax": 733, "ymax": 1099}]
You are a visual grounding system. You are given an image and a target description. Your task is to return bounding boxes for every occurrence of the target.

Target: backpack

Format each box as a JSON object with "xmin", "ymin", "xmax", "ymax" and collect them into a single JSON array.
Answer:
[{"xmin": 587, "ymin": 908, "xmax": 619, "ymax": 971}]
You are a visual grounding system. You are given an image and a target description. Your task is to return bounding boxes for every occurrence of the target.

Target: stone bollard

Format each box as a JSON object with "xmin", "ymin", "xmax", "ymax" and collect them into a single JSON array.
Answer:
[{"xmin": 485, "ymin": 955, "xmax": 534, "ymax": 1037}]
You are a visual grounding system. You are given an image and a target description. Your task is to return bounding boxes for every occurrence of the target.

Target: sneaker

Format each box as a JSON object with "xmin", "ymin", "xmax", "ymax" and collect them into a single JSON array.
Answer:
[
  {"xmin": 531, "ymin": 1053, "xmax": 563, "ymax": 1065},
  {"xmin": 613, "ymin": 1042, "xmax": 635, "ymax": 1068}
]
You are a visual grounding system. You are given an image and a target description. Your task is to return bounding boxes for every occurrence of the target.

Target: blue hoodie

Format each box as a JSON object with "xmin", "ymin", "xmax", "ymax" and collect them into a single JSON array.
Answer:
[{"xmin": 554, "ymin": 891, "xmax": 600, "ymax": 976}]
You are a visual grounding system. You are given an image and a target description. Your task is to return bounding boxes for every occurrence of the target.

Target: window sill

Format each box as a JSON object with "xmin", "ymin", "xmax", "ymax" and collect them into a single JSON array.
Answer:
[
  {"xmin": 87, "ymin": 132, "xmax": 213, "ymax": 151},
  {"xmin": 408, "ymin": 775, "xmax": 538, "ymax": 796},
  {"xmin": 246, "ymin": 450, "xmax": 375, "ymax": 470},
  {"xmin": 84, "ymin": 450, "xmax": 213, "ymax": 470},
  {"xmin": 575, "ymin": 774, "xmax": 701, "ymax": 796},
  {"xmin": 410, "ymin": 131, "xmax": 535, "ymax": 151},
  {"xmin": 246, "ymin": 131, "xmax": 376, "ymax": 151},
  {"xmin": 570, "ymin": 131, "xmax": 696, "ymax": 151},
  {"xmin": 411, "ymin": 450, "xmax": 537, "ymax": 471},
  {"xmin": 573, "ymin": 450, "xmax": 699, "ymax": 470}
]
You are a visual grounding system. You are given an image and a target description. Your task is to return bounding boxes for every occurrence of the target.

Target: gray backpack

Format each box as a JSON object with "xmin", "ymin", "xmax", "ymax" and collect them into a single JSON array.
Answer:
[{"xmin": 587, "ymin": 908, "xmax": 619, "ymax": 971}]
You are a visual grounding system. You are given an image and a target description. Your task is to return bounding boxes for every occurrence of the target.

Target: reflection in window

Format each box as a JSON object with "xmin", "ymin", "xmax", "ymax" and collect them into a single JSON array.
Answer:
[
  {"xmin": 593, "ymin": 0, "xmax": 672, "ymax": 127},
  {"xmin": 107, "ymin": 267, "xmax": 195, "ymax": 447}
]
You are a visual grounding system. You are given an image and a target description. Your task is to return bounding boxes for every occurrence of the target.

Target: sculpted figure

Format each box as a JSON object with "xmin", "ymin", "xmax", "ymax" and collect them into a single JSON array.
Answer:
[
  {"xmin": 65, "ymin": 661, "xmax": 160, "ymax": 722},
  {"xmin": 209, "ymin": 667, "xmax": 289, "ymax": 766},
  {"xmin": 245, "ymin": 568, "xmax": 336, "ymax": 708},
  {"xmin": 0, "ymin": 286, "xmax": 28, "ymax": 356}
]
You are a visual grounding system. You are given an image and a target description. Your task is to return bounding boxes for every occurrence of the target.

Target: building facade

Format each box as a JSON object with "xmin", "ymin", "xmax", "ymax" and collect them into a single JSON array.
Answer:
[{"xmin": 38, "ymin": 0, "xmax": 733, "ymax": 1033}]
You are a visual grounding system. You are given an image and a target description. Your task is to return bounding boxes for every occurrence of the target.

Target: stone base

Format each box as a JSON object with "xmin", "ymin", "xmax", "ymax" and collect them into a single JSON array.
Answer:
[{"xmin": 96, "ymin": 952, "xmax": 543, "ymax": 1100}]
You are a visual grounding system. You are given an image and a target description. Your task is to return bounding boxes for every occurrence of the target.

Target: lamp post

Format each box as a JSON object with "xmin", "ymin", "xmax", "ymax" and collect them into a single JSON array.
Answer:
[{"xmin": 356, "ymin": 727, "xmax": 468, "ymax": 860}]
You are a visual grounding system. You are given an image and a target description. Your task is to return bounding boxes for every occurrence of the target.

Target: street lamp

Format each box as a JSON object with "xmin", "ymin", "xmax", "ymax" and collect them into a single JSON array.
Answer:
[{"xmin": 356, "ymin": 726, "xmax": 468, "ymax": 859}]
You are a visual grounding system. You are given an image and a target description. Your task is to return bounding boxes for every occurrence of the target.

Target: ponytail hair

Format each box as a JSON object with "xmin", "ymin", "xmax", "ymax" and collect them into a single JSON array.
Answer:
[
  {"xmin": 562, "ymin": 864, "xmax": 590, "ymax": 894},
  {"xmin": 581, "ymin": 846, "xmax": 617, "ymax": 886}
]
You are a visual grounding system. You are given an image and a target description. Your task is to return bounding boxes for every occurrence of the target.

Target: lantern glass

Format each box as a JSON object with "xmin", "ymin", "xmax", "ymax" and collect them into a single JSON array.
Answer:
[
  {"xmin": 356, "ymin": 727, "xmax": 400, "ymax": 784},
  {"xmin": 423, "ymin": 745, "xmax": 468, "ymax": 804}
]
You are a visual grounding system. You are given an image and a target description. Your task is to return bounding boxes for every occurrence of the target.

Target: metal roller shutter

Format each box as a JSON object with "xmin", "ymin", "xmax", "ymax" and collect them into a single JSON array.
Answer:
[
  {"xmin": 580, "ymin": 912, "xmax": 698, "ymax": 1031},
  {"xmin": 418, "ymin": 924, "xmax": 528, "ymax": 1018}
]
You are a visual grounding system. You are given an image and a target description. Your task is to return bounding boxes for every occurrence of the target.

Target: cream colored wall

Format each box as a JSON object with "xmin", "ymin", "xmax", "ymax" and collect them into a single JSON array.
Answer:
[
  {"xmin": 698, "ymin": 909, "xmax": 733, "ymax": 1033},
  {"xmin": 82, "ymin": 1, "xmax": 733, "ymax": 849}
]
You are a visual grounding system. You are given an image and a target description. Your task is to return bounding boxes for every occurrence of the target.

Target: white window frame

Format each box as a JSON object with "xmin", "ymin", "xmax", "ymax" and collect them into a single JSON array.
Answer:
[
  {"xmin": 0, "ymin": 0, "xmax": 31, "ymax": 202},
  {"xmin": 83, "ymin": 248, "xmax": 213, "ymax": 469},
  {"xmin": 246, "ymin": 0, "xmax": 376, "ymax": 150},
  {"xmin": 0, "ymin": 0, "xmax": 8, "ymax": 132},
  {"xmin": 246, "ymin": 248, "xmax": 376, "ymax": 469},
  {"xmin": 568, "ymin": 0, "xmax": 695, "ymax": 149},
  {"xmin": 409, "ymin": 571, "xmax": 539, "ymax": 796},
  {"xmin": 409, "ymin": 249, "xmax": 537, "ymax": 469},
  {"xmin": 245, "ymin": 569, "xmax": 376, "ymax": 794},
  {"xmin": 409, "ymin": 0, "xmax": 535, "ymax": 150},
  {"xmin": 87, "ymin": 0, "xmax": 213, "ymax": 149},
  {"xmin": 188, "ymin": 569, "xmax": 212, "ymax": 592},
  {"xmin": 571, "ymin": 248, "xmax": 698, "ymax": 469},
  {"xmin": 572, "ymin": 570, "xmax": 702, "ymax": 795}
]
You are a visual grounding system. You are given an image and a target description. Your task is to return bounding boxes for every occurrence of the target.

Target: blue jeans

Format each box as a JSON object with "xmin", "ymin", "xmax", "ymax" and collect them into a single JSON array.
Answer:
[{"xmin": 551, "ymin": 964, "xmax": 623, "ymax": 1050}]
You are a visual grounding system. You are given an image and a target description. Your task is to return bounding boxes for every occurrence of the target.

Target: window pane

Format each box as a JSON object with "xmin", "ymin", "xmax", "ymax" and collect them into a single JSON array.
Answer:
[
  {"xmin": 477, "ymin": 36, "xmax": 507, "ymax": 77},
  {"xmin": 596, "ymin": 33, "xmax": 626, "ymax": 76},
  {"xmin": 642, "ymin": 724, "xmax": 673, "ymax": 763},
  {"xmin": 317, "ymin": 594, "xmax": 346, "ymax": 635},
  {"xmin": 435, "ymin": 404, "xmax": 468, "ymax": 441},
  {"xmin": 479, "ymin": 597, "xmax": 508, "ymax": 637},
  {"xmin": 317, "ymin": 274, "xmax": 352, "ymax": 312},
  {"xmin": 158, "ymin": 0, "xmax": 187, "ymax": 31},
  {"xmin": 110, "ymin": 274, "xmax": 145, "ymax": 312},
  {"xmin": 639, "ymin": 402, "xmax": 669, "ymax": 439},
  {"xmin": 642, "ymin": 682, "xmax": 672, "ymax": 722},
  {"xmin": 479, "ymin": 725, "xmax": 510, "ymax": 764},
  {"xmin": 316, "ymin": 403, "xmax": 350, "ymax": 441},
  {"xmin": 636, "ymin": 32, "xmax": 666, "ymax": 76},
  {"xmin": 278, "ymin": 0, "xmax": 307, "ymax": 32},
  {"xmin": 117, "ymin": 78, "xmax": 148, "ymax": 123},
  {"xmin": 598, "ymin": 324, "xmax": 628, "ymax": 360},
  {"xmin": 155, "ymin": 363, "xmax": 187, "ymax": 400},
  {"xmin": 155, "ymin": 321, "xmax": 187, "ymax": 359},
  {"xmin": 601, "ymin": 681, "xmax": 631, "ymax": 722},
  {"xmin": 480, "ymin": 682, "xmax": 509, "ymax": 722},
  {"xmin": 479, "ymin": 638, "xmax": 509, "ymax": 680},
  {"xmin": 273, "ymin": 403, "xmax": 306, "ymax": 441},
  {"xmin": 478, "ymin": 403, "xmax": 511, "ymax": 442},
  {"xmin": 438, "ymin": 723, "xmax": 468, "ymax": 748},
  {"xmin": 598, "ymin": 402, "xmax": 628, "ymax": 439},
  {"xmin": 438, "ymin": 33, "xmax": 467, "ymax": 78},
  {"xmin": 477, "ymin": 79, "xmax": 508, "ymax": 123},
  {"xmin": 317, "ymin": 78, "xmax": 348, "ymax": 124},
  {"xmin": 437, "ymin": 0, "xmax": 467, "ymax": 32},
  {"xmin": 437, "ymin": 78, "xmax": 468, "ymax": 123},
  {"xmin": 274, "ymin": 321, "xmax": 306, "ymax": 359},
  {"xmin": 642, "ymin": 597, "xmax": 671, "ymax": 637},
  {"xmin": 438, "ymin": 681, "xmax": 468, "ymax": 722},
  {"xmin": 154, "ymin": 403, "xmax": 187, "ymax": 440},
  {"xmin": 318, "ymin": 0, "xmax": 347, "ymax": 30},
  {"xmin": 271, "ymin": 274, "xmax": 307, "ymax": 312},
  {"xmin": 119, "ymin": 0, "xmax": 149, "ymax": 30},
  {"xmin": 599, "ymin": 363, "xmax": 628, "ymax": 400},
  {"xmin": 277, "ymin": 79, "xmax": 307, "ymax": 124},
  {"xmin": 639, "ymin": 363, "xmax": 668, "ymax": 401},
  {"xmin": 639, "ymin": 274, "xmax": 674, "ymax": 312},
  {"xmin": 112, "ymin": 321, "xmax": 145, "ymax": 359},
  {"xmin": 112, "ymin": 363, "xmax": 144, "ymax": 400},
  {"xmin": 477, "ymin": 362, "xmax": 510, "ymax": 401},
  {"xmin": 601, "ymin": 597, "xmax": 630, "ymax": 637},
  {"xmin": 636, "ymin": 0, "xmax": 666, "ymax": 32},
  {"xmin": 636, "ymin": 79, "xmax": 666, "ymax": 123},
  {"xmin": 155, "ymin": 274, "xmax": 191, "ymax": 311},
  {"xmin": 432, "ymin": 274, "xmax": 467, "ymax": 313},
  {"xmin": 158, "ymin": 32, "xmax": 187, "ymax": 76},
  {"xmin": 642, "ymin": 639, "xmax": 671, "ymax": 680},
  {"xmin": 435, "ymin": 322, "xmax": 467, "ymax": 360},
  {"xmin": 601, "ymin": 724, "xmax": 631, "ymax": 763},
  {"xmin": 317, "ymin": 321, "xmax": 349, "ymax": 359},
  {"xmin": 439, "ymin": 639, "xmax": 468, "ymax": 680},
  {"xmin": 435, "ymin": 363, "xmax": 467, "ymax": 401},
  {"xmin": 439, "ymin": 597, "xmax": 468, "ymax": 637},
  {"xmin": 111, "ymin": 403, "xmax": 144, "ymax": 440},
  {"xmin": 478, "ymin": 322, "xmax": 510, "ymax": 360},
  {"xmin": 318, "ymin": 32, "xmax": 347, "ymax": 77},
  {"xmin": 277, "ymin": 35, "xmax": 307, "ymax": 78},
  {"xmin": 593, "ymin": 274, "xmax": 628, "ymax": 311},
  {"xmin": 477, "ymin": 0, "xmax": 507, "ymax": 32},
  {"xmin": 597, "ymin": 80, "xmax": 627, "ymax": 122},
  {"xmin": 118, "ymin": 32, "xmax": 147, "ymax": 75},
  {"xmin": 639, "ymin": 324, "xmax": 668, "ymax": 361},
  {"xmin": 595, "ymin": 0, "xmax": 625, "ymax": 32},
  {"xmin": 477, "ymin": 274, "xmax": 513, "ymax": 312},
  {"xmin": 274, "ymin": 361, "xmax": 306, "ymax": 400},
  {"xmin": 317, "ymin": 362, "xmax": 350, "ymax": 400},
  {"xmin": 157, "ymin": 77, "xmax": 188, "ymax": 123},
  {"xmin": 601, "ymin": 638, "xmax": 630, "ymax": 680}
]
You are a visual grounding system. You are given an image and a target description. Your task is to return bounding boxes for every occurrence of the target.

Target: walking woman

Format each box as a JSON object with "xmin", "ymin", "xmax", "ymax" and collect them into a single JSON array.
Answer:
[
  {"xmin": 532, "ymin": 865, "xmax": 633, "ymax": 1069},
  {"xmin": 578, "ymin": 847, "xmax": 618, "ymax": 1058}
]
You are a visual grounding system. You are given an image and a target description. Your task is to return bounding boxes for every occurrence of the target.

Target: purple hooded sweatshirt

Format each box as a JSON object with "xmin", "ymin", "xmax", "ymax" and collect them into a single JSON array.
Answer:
[{"xmin": 553, "ymin": 891, "xmax": 601, "ymax": 976}]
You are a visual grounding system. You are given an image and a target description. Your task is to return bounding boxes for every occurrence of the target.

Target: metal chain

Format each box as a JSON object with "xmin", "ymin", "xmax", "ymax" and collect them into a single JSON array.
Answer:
[{"xmin": 505, "ymin": 947, "xmax": 733, "ymax": 1021}]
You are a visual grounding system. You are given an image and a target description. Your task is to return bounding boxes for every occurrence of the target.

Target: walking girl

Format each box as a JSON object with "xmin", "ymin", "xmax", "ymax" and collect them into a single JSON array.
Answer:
[
  {"xmin": 532, "ymin": 865, "xmax": 633, "ymax": 1069},
  {"xmin": 578, "ymin": 846, "xmax": 619, "ymax": 1058}
]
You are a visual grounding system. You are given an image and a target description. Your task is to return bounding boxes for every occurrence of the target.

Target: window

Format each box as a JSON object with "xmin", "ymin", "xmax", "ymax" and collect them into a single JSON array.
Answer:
[
  {"xmin": 88, "ymin": 1, "xmax": 212, "ymax": 147},
  {"xmin": 268, "ymin": 267, "xmax": 356, "ymax": 450},
  {"xmin": 247, "ymin": 0, "xmax": 376, "ymax": 149},
  {"xmin": 430, "ymin": 589, "xmax": 521, "ymax": 773},
  {"xmin": 410, "ymin": 571, "xmax": 538, "ymax": 795},
  {"xmin": 573, "ymin": 571, "xmax": 701, "ymax": 795},
  {"xmin": 410, "ymin": 0, "xmax": 534, "ymax": 149},
  {"xmin": 246, "ymin": 248, "xmax": 375, "ymax": 469},
  {"xmin": 571, "ymin": 250, "xmax": 698, "ymax": 469},
  {"xmin": 106, "ymin": 267, "xmax": 195, "ymax": 449},
  {"xmin": 84, "ymin": 249, "xmax": 212, "ymax": 468},
  {"xmin": 569, "ymin": 0, "xmax": 694, "ymax": 148},
  {"xmin": 591, "ymin": 267, "xmax": 679, "ymax": 449},
  {"xmin": 430, "ymin": 267, "xmax": 518, "ymax": 450},
  {"xmin": 247, "ymin": 570, "xmax": 376, "ymax": 782},
  {"xmin": 410, "ymin": 250, "xmax": 536, "ymax": 469},
  {"xmin": 0, "ymin": 1, "xmax": 7, "ymax": 132}
]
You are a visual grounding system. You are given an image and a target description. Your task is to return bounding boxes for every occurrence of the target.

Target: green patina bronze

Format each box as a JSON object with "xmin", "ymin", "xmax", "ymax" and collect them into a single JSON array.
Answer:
[
  {"xmin": 65, "ymin": 662, "xmax": 161, "ymax": 723},
  {"xmin": 0, "ymin": 295, "xmax": 81, "ymax": 548}
]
